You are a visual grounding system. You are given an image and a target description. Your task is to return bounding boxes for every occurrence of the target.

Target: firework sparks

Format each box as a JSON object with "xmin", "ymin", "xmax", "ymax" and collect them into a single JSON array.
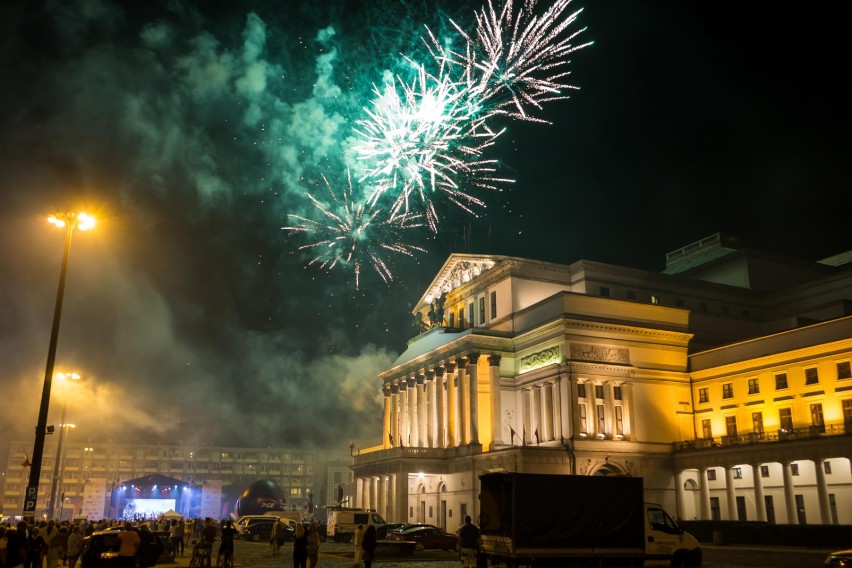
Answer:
[{"xmin": 283, "ymin": 171, "xmax": 425, "ymax": 288}]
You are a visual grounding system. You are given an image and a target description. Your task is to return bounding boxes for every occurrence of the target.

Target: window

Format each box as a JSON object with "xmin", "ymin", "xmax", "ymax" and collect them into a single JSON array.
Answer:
[
  {"xmin": 844, "ymin": 399, "xmax": 852, "ymax": 426},
  {"xmin": 613, "ymin": 386, "xmax": 622, "ymax": 400},
  {"xmin": 577, "ymin": 383, "xmax": 586, "ymax": 398},
  {"xmin": 595, "ymin": 385, "xmax": 604, "ymax": 399},
  {"xmin": 752, "ymin": 412, "xmax": 765, "ymax": 439},
  {"xmin": 701, "ymin": 419, "xmax": 712, "ymax": 440},
  {"xmin": 725, "ymin": 416, "xmax": 738, "ymax": 438},
  {"xmin": 698, "ymin": 388, "xmax": 709, "ymax": 403},
  {"xmin": 779, "ymin": 408, "xmax": 793, "ymax": 432},
  {"xmin": 837, "ymin": 361, "xmax": 852, "ymax": 380},
  {"xmin": 490, "ymin": 291, "xmax": 497, "ymax": 319},
  {"xmin": 811, "ymin": 403, "xmax": 825, "ymax": 433},
  {"xmin": 597, "ymin": 404, "xmax": 606, "ymax": 434},
  {"xmin": 651, "ymin": 295, "xmax": 660, "ymax": 305},
  {"xmin": 747, "ymin": 378, "xmax": 759, "ymax": 395},
  {"xmin": 775, "ymin": 373, "xmax": 788, "ymax": 390},
  {"xmin": 824, "ymin": 461, "xmax": 832, "ymax": 475},
  {"xmin": 805, "ymin": 367, "xmax": 819, "ymax": 385},
  {"xmin": 449, "ymin": 312, "xmax": 455, "ymax": 328},
  {"xmin": 706, "ymin": 469, "xmax": 717, "ymax": 481},
  {"xmin": 760, "ymin": 465, "xmax": 769, "ymax": 478},
  {"xmin": 791, "ymin": 463, "xmax": 799, "ymax": 476},
  {"xmin": 722, "ymin": 383, "xmax": 733, "ymax": 399},
  {"xmin": 479, "ymin": 297, "xmax": 485, "ymax": 323},
  {"xmin": 626, "ymin": 290, "xmax": 637, "ymax": 300},
  {"xmin": 458, "ymin": 307, "xmax": 464, "ymax": 329},
  {"xmin": 468, "ymin": 302, "xmax": 474, "ymax": 326},
  {"xmin": 578, "ymin": 404, "xmax": 587, "ymax": 434},
  {"xmin": 615, "ymin": 406, "xmax": 624, "ymax": 435},
  {"xmin": 600, "ymin": 286, "xmax": 611, "ymax": 297},
  {"xmin": 733, "ymin": 467, "xmax": 742, "ymax": 479}
]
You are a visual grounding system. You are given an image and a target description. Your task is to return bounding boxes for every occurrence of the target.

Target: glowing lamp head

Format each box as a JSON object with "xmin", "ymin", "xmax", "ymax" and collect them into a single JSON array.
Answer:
[{"xmin": 48, "ymin": 211, "xmax": 96, "ymax": 231}]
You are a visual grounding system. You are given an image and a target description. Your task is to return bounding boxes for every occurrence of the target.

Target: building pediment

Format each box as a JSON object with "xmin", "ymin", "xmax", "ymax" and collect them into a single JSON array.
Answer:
[{"xmin": 417, "ymin": 254, "xmax": 506, "ymax": 310}]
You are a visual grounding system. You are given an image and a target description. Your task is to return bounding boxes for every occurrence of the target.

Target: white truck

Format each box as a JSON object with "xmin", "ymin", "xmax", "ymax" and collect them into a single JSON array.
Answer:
[
  {"xmin": 326, "ymin": 507, "xmax": 386, "ymax": 543},
  {"xmin": 478, "ymin": 472, "xmax": 702, "ymax": 567}
]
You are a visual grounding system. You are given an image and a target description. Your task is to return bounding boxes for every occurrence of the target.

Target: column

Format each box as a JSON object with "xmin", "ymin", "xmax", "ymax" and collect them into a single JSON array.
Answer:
[
  {"xmin": 782, "ymin": 461, "xmax": 797, "ymax": 524},
  {"xmin": 488, "ymin": 355, "xmax": 502, "ymax": 447},
  {"xmin": 752, "ymin": 463, "xmax": 766, "ymax": 522},
  {"xmin": 456, "ymin": 359, "xmax": 468, "ymax": 444},
  {"xmin": 699, "ymin": 467, "xmax": 711, "ymax": 520},
  {"xmin": 676, "ymin": 470, "xmax": 687, "ymax": 521},
  {"xmin": 724, "ymin": 466, "xmax": 737, "ymax": 520},
  {"xmin": 468, "ymin": 353, "xmax": 480, "ymax": 444},
  {"xmin": 399, "ymin": 382, "xmax": 408, "ymax": 447},
  {"xmin": 383, "ymin": 384, "xmax": 392, "ymax": 449},
  {"xmin": 815, "ymin": 459, "xmax": 831, "ymax": 524},
  {"xmin": 391, "ymin": 383, "xmax": 400, "ymax": 448},
  {"xmin": 543, "ymin": 382, "xmax": 555, "ymax": 441},
  {"xmin": 522, "ymin": 388, "xmax": 532, "ymax": 445},
  {"xmin": 425, "ymin": 370, "xmax": 436, "ymax": 448},
  {"xmin": 377, "ymin": 476, "xmax": 386, "ymax": 520},
  {"xmin": 371, "ymin": 477, "xmax": 378, "ymax": 511},
  {"xmin": 408, "ymin": 376, "xmax": 418, "ymax": 447},
  {"xmin": 416, "ymin": 373, "xmax": 427, "ymax": 447},
  {"xmin": 553, "ymin": 374, "xmax": 564, "ymax": 442},
  {"xmin": 388, "ymin": 474, "xmax": 398, "ymax": 522},
  {"xmin": 396, "ymin": 473, "xmax": 409, "ymax": 522},
  {"xmin": 622, "ymin": 382, "xmax": 635, "ymax": 439},
  {"xmin": 532, "ymin": 385, "xmax": 542, "ymax": 444},
  {"xmin": 435, "ymin": 367, "xmax": 445, "ymax": 448},
  {"xmin": 356, "ymin": 477, "xmax": 364, "ymax": 509},
  {"xmin": 446, "ymin": 362, "xmax": 457, "ymax": 447}
]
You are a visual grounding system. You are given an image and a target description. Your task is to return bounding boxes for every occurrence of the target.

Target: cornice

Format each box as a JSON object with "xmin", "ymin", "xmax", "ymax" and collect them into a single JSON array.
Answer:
[{"xmin": 690, "ymin": 339, "xmax": 852, "ymax": 380}]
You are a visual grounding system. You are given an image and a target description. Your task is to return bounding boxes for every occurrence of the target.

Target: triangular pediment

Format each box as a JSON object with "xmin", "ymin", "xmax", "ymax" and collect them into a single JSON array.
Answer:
[{"xmin": 415, "ymin": 254, "xmax": 507, "ymax": 312}]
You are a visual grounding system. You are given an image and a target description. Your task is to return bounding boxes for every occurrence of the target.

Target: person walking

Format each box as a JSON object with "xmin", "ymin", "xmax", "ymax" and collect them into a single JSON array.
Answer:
[
  {"xmin": 306, "ymin": 521, "xmax": 320, "ymax": 568},
  {"xmin": 65, "ymin": 525, "xmax": 83, "ymax": 568},
  {"xmin": 292, "ymin": 523, "xmax": 308, "ymax": 568},
  {"xmin": 352, "ymin": 524, "xmax": 364, "ymax": 567},
  {"xmin": 360, "ymin": 524, "xmax": 376, "ymax": 568},
  {"xmin": 457, "ymin": 515, "xmax": 480, "ymax": 568},
  {"xmin": 217, "ymin": 520, "xmax": 237, "ymax": 567},
  {"xmin": 270, "ymin": 519, "xmax": 282, "ymax": 556}
]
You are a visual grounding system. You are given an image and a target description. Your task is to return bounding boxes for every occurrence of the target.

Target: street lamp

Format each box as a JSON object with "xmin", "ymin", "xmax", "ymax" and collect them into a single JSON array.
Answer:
[
  {"xmin": 47, "ymin": 371, "xmax": 80, "ymax": 520},
  {"xmin": 24, "ymin": 211, "xmax": 95, "ymax": 522}
]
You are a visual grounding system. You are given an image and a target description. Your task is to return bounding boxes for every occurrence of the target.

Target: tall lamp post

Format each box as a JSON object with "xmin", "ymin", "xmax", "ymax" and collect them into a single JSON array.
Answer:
[
  {"xmin": 24, "ymin": 211, "xmax": 95, "ymax": 522},
  {"xmin": 47, "ymin": 371, "xmax": 80, "ymax": 520}
]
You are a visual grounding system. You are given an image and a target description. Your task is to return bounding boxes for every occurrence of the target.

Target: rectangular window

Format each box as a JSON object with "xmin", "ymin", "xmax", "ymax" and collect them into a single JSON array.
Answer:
[
  {"xmin": 747, "ymin": 378, "xmax": 759, "ymax": 395},
  {"xmin": 733, "ymin": 467, "xmax": 742, "ymax": 479},
  {"xmin": 824, "ymin": 461, "xmax": 832, "ymax": 475},
  {"xmin": 844, "ymin": 399, "xmax": 852, "ymax": 426},
  {"xmin": 811, "ymin": 403, "xmax": 825, "ymax": 433},
  {"xmin": 479, "ymin": 297, "xmax": 485, "ymax": 324},
  {"xmin": 805, "ymin": 367, "xmax": 819, "ymax": 385},
  {"xmin": 752, "ymin": 412, "xmax": 765, "ymax": 439},
  {"xmin": 725, "ymin": 415, "xmax": 738, "ymax": 438},
  {"xmin": 775, "ymin": 373, "xmax": 788, "ymax": 390},
  {"xmin": 597, "ymin": 404, "xmax": 606, "ymax": 434},
  {"xmin": 651, "ymin": 295, "xmax": 660, "ymax": 305},
  {"xmin": 701, "ymin": 419, "xmax": 712, "ymax": 440},
  {"xmin": 698, "ymin": 388, "xmax": 709, "ymax": 403},
  {"xmin": 468, "ymin": 302, "xmax": 474, "ymax": 326},
  {"xmin": 458, "ymin": 307, "xmax": 464, "ymax": 329},
  {"xmin": 791, "ymin": 463, "xmax": 799, "ymax": 476},
  {"xmin": 626, "ymin": 291, "xmax": 637, "ymax": 300},
  {"xmin": 578, "ymin": 404, "xmax": 587, "ymax": 434},
  {"xmin": 760, "ymin": 465, "xmax": 769, "ymax": 478},
  {"xmin": 722, "ymin": 383, "xmax": 733, "ymax": 399},
  {"xmin": 779, "ymin": 408, "xmax": 793, "ymax": 432},
  {"xmin": 613, "ymin": 386, "xmax": 622, "ymax": 400},
  {"xmin": 615, "ymin": 406, "xmax": 624, "ymax": 435},
  {"xmin": 490, "ymin": 291, "xmax": 497, "ymax": 319},
  {"xmin": 707, "ymin": 469, "xmax": 717, "ymax": 481},
  {"xmin": 577, "ymin": 383, "xmax": 586, "ymax": 398},
  {"xmin": 600, "ymin": 286, "xmax": 611, "ymax": 297},
  {"xmin": 449, "ymin": 312, "xmax": 455, "ymax": 328},
  {"xmin": 595, "ymin": 385, "xmax": 604, "ymax": 399},
  {"xmin": 837, "ymin": 361, "xmax": 852, "ymax": 380}
]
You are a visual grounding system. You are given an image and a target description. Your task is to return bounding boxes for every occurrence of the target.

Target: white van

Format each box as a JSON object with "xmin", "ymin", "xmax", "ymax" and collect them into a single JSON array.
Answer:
[{"xmin": 326, "ymin": 508, "xmax": 385, "ymax": 543}]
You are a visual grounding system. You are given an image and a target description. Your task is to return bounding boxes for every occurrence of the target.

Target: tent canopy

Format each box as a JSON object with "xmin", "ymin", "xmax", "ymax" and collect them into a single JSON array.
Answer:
[{"xmin": 162, "ymin": 509, "xmax": 183, "ymax": 518}]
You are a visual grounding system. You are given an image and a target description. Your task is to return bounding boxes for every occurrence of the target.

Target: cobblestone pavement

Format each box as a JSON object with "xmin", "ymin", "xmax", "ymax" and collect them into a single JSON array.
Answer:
[{"xmin": 170, "ymin": 539, "xmax": 460, "ymax": 568}]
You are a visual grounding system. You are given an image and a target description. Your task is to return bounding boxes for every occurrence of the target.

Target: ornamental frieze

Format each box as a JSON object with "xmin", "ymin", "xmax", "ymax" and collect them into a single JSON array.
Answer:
[
  {"xmin": 519, "ymin": 346, "xmax": 561, "ymax": 373},
  {"xmin": 569, "ymin": 343, "xmax": 629, "ymax": 365}
]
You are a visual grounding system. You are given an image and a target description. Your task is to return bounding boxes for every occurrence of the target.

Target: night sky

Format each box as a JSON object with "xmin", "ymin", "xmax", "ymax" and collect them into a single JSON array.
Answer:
[{"xmin": 1, "ymin": 0, "xmax": 850, "ymax": 463}]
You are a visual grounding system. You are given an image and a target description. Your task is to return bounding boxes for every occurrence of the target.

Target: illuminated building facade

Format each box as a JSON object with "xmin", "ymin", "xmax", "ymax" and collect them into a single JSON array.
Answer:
[
  {"xmin": 1, "ymin": 441, "xmax": 330, "ymax": 520},
  {"xmin": 350, "ymin": 234, "xmax": 852, "ymax": 529}
]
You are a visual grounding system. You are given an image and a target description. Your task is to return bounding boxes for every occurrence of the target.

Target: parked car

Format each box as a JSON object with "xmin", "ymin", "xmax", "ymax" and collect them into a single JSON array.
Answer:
[
  {"xmin": 238, "ymin": 517, "xmax": 294, "ymax": 542},
  {"xmin": 377, "ymin": 523, "xmax": 407, "ymax": 538},
  {"xmin": 825, "ymin": 547, "xmax": 852, "ymax": 567},
  {"xmin": 389, "ymin": 526, "xmax": 458, "ymax": 551},
  {"xmin": 81, "ymin": 528, "xmax": 170, "ymax": 567},
  {"xmin": 384, "ymin": 523, "xmax": 437, "ymax": 537}
]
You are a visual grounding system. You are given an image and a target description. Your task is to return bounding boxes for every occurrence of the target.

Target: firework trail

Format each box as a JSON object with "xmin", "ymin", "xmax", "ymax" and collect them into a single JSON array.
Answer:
[
  {"xmin": 287, "ymin": 0, "xmax": 589, "ymax": 284},
  {"xmin": 283, "ymin": 171, "xmax": 425, "ymax": 288}
]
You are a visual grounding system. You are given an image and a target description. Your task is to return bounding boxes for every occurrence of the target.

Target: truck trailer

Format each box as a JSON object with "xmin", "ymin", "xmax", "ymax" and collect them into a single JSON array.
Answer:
[{"xmin": 478, "ymin": 472, "xmax": 701, "ymax": 568}]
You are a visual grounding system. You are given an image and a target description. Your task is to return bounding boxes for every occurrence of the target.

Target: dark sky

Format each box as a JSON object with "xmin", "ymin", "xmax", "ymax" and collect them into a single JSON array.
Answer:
[{"xmin": 1, "ymin": 0, "xmax": 850, "ymax": 463}]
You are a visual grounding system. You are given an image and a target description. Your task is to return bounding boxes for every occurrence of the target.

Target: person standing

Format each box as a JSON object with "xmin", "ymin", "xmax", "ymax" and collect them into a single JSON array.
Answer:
[
  {"xmin": 137, "ymin": 523, "xmax": 162, "ymax": 568},
  {"xmin": 292, "ymin": 523, "xmax": 308, "ymax": 568},
  {"xmin": 217, "ymin": 520, "xmax": 237, "ymax": 567},
  {"xmin": 24, "ymin": 526, "xmax": 45, "ymax": 568},
  {"xmin": 360, "ymin": 524, "xmax": 376, "ymax": 568},
  {"xmin": 6, "ymin": 522, "xmax": 29, "ymax": 568},
  {"xmin": 64, "ymin": 525, "xmax": 83, "ymax": 568},
  {"xmin": 352, "ymin": 524, "xmax": 364, "ymax": 567},
  {"xmin": 116, "ymin": 522, "xmax": 140, "ymax": 568},
  {"xmin": 270, "ymin": 519, "xmax": 282, "ymax": 556},
  {"xmin": 45, "ymin": 526, "xmax": 67, "ymax": 568},
  {"xmin": 306, "ymin": 521, "xmax": 320, "ymax": 568},
  {"xmin": 175, "ymin": 520, "xmax": 186, "ymax": 557},
  {"xmin": 168, "ymin": 520, "xmax": 182, "ymax": 558},
  {"xmin": 457, "ymin": 515, "xmax": 480, "ymax": 568}
]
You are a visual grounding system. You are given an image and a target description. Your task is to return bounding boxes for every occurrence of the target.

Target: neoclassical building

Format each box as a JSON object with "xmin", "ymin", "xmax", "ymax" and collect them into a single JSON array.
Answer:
[{"xmin": 350, "ymin": 233, "xmax": 852, "ymax": 529}]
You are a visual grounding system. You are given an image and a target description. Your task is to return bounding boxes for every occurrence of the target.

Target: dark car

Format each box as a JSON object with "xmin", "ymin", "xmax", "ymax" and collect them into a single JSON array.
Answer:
[
  {"xmin": 825, "ymin": 547, "xmax": 852, "ymax": 567},
  {"xmin": 389, "ymin": 526, "xmax": 458, "ymax": 551},
  {"xmin": 81, "ymin": 528, "xmax": 169, "ymax": 567},
  {"xmin": 241, "ymin": 517, "xmax": 291, "ymax": 542}
]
